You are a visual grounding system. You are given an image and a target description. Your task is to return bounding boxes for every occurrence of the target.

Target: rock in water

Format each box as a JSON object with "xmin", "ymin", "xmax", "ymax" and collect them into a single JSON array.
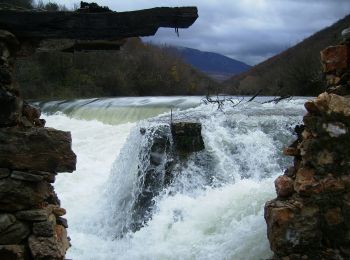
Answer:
[{"xmin": 171, "ymin": 122, "xmax": 205, "ymax": 153}]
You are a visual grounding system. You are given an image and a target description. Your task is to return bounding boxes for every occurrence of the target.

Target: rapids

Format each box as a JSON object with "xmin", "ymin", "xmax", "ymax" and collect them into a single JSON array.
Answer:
[{"xmin": 39, "ymin": 96, "xmax": 307, "ymax": 260}]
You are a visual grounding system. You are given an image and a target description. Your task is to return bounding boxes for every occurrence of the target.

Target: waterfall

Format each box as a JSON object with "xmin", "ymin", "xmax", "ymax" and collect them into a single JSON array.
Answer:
[{"xmin": 41, "ymin": 96, "xmax": 307, "ymax": 260}]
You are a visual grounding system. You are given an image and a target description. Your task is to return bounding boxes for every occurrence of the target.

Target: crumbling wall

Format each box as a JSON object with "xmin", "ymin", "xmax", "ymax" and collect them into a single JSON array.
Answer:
[
  {"xmin": 0, "ymin": 30, "xmax": 76, "ymax": 260},
  {"xmin": 264, "ymin": 28, "xmax": 350, "ymax": 259}
]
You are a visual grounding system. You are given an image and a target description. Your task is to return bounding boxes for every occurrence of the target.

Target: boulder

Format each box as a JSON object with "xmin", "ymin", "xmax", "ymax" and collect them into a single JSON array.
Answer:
[
  {"xmin": 0, "ymin": 127, "xmax": 76, "ymax": 173},
  {"xmin": 0, "ymin": 30, "xmax": 19, "ymax": 53},
  {"xmin": 22, "ymin": 101, "xmax": 41, "ymax": 127},
  {"xmin": 28, "ymin": 170, "xmax": 56, "ymax": 183},
  {"xmin": 11, "ymin": 171, "xmax": 44, "ymax": 182},
  {"xmin": 294, "ymin": 167, "xmax": 323, "ymax": 196},
  {"xmin": 314, "ymin": 93, "xmax": 350, "ymax": 117},
  {"xmin": 33, "ymin": 215, "xmax": 56, "ymax": 237},
  {"xmin": 131, "ymin": 125, "xmax": 174, "ymax": 232},
  {"xmin": 52, "ymin": 207, "xmax": 66, "ymax": 217},
  {"xmin": 56, "ymin": 217, "xmax": 68, "ymax": 229}
]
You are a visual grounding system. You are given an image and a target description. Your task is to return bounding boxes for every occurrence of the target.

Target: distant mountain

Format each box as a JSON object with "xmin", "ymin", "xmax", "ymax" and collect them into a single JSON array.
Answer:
[
  {"xmin": 223, "ymin": 14, "xmax": 350, "ymax": 96},
  {"xmin": 164, "ymin": 46, "xmax": 251, "ymax": 82}
]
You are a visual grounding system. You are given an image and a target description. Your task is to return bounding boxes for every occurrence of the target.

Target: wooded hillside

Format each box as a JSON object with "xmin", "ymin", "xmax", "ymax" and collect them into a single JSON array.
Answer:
[
  {"xmin": 223, "ymin": 14, "xmax": 350, "ymax": 96},
  {"xmin": 15, "ymin": 38, "xmax": 219, "ymax": 99}
]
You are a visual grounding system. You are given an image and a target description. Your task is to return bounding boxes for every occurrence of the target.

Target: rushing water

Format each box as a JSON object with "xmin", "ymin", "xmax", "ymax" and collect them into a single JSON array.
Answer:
[{"xmin": 39, "ymin": 96, "xmax": 307, "ymax": 260}]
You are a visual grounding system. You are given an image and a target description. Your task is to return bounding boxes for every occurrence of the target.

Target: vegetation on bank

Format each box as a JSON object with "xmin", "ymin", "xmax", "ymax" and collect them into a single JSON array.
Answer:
[
  {"xmin": 223, "ymin": 14, "xmax": 350, "ymax": 96},
  {"xmin": 16, "ymin": 38, "xmax": 219, "ymax": 99},
  {"xmin": 0, "ymin": 0, "xmax": 68, "ymax": 11}
]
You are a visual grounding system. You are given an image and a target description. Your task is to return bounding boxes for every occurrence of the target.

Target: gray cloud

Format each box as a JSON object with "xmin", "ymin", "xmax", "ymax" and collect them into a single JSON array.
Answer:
[{"xmin": 53, "ymin": 0, "xmax": 350, "ymax": 65}]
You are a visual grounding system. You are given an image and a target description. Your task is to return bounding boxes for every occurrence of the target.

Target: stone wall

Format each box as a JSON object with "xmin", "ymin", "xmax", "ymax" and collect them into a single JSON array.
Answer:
[
  {"xmin": 0, "ymin": 30, "xmax": 76, "ymax": 259},
  {"xmin": 264, "ymin": 28, "xmax": 350, "ymax": 259}
]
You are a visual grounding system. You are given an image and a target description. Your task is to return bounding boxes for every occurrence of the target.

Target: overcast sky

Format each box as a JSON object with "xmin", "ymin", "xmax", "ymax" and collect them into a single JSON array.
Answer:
[{"xmin": 52, "ymin": 0, "xmax": 350, "ymax": 65}]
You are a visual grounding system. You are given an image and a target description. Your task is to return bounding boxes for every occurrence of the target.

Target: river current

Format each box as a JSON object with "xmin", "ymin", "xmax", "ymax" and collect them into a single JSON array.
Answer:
[{"xmin": 37, "ymin": 96, "xmax": 307, "ymax": 260}]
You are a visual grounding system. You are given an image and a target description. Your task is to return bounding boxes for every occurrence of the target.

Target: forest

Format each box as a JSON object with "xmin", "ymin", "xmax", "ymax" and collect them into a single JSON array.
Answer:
[{"xmin": 15, "ymin": 38, "xmax": 219, "ymax": 99}]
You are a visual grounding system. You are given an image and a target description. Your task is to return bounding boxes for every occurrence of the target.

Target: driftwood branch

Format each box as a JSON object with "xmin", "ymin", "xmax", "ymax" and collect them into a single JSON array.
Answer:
[{"xmin": 262, "ymin": 95, "xmax": 292, "ymax": 104}]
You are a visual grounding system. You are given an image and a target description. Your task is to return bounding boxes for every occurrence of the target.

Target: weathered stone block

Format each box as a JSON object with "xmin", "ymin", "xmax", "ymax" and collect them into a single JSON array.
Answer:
[
  {"xmin": 0, "ymin": 178, "xmax": 50, "ymax": 211},
  {"xmin": 283, "ymin": 147, "xmax": 299, "ymax": 157},
  {"xmin": 56, "ymin": 217, "xmax": 68, "ymax": 228},
  {"xmin": 15, "ymin": 209, "xmax": 49, "ymax": 222},
  {"xmin": 29, "ymin": 225, "xmax": 70, "ymax": 260},
  {"xmin": 265, "ymin": 199, "xmax": 321, "ymax": 256},
  {"xmin": 0, "ymin": 127, "xmax": 76, "ymax": 173},
  {"xmin": 0, "ymin": 168, "xmax": 10, "ymax": 179},
  {"xmin": 321, "ymin": 45, "xmax": 349, "ymax": 73},
  {"xmin": 29, "ymin": 170, "xmax": 56, "ymax": 183},
  {"xmin": 0, "ymin": 245, "xmax": 26, "ymax": 260},
  {"xmin": 275, "ymin": 175, "xmax": 294, "ymax": 197},
  {"xmin": 0, "ymin": 213, "xmax": 16, "ymax": 233},
  {"xmin": 11, "ymin": 171, "xmax": 44, "ymax": 182},
  {"xmin": 171, "ymin": 122, "xmax": 205, "ymax": 153},
  {"xmin": 0, "ymin": 87, "xmax": 22, "ymax": 127},
  {"xmin": 0, "ymin": 221, "xmax": 30, "ymax": 244}
]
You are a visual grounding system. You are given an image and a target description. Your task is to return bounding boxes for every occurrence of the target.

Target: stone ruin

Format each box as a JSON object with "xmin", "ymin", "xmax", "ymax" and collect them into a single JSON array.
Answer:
[
  {"xmin": 265, "ymin": 27, "xmax": 350, "ymax": 259},
  {"xmin": 0, "ymin": 29, "xmax": 76, "ymax": 260},
  {"xmin": 0, "ymin": 4, "xmax": 198, "ymax": 260}
]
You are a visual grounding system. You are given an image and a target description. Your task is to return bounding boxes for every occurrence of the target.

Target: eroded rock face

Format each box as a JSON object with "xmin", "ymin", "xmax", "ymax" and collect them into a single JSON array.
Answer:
[
  {"xmin": 0, "ymin": 31, "xmax": 75, "ymax": 260},
  {"xmin": 265, "ymin": 35, "xmax": 350, "ymax": 259}
]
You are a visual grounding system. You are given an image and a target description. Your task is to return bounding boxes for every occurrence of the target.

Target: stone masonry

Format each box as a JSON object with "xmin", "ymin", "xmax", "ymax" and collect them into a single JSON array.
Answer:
[
  {"xmin": 264, "ymin": 27, "xmax": 350, "ymax": 259},
  {"xmin": 0, "ymin": 30, "xmax": 76, "ymax": 260}
]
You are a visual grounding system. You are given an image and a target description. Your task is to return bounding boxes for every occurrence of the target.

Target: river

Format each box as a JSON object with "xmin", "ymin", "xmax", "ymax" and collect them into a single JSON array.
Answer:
[{"xmin": 36, "ymin": 96, "xmax": 307, "ymax": 260}]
